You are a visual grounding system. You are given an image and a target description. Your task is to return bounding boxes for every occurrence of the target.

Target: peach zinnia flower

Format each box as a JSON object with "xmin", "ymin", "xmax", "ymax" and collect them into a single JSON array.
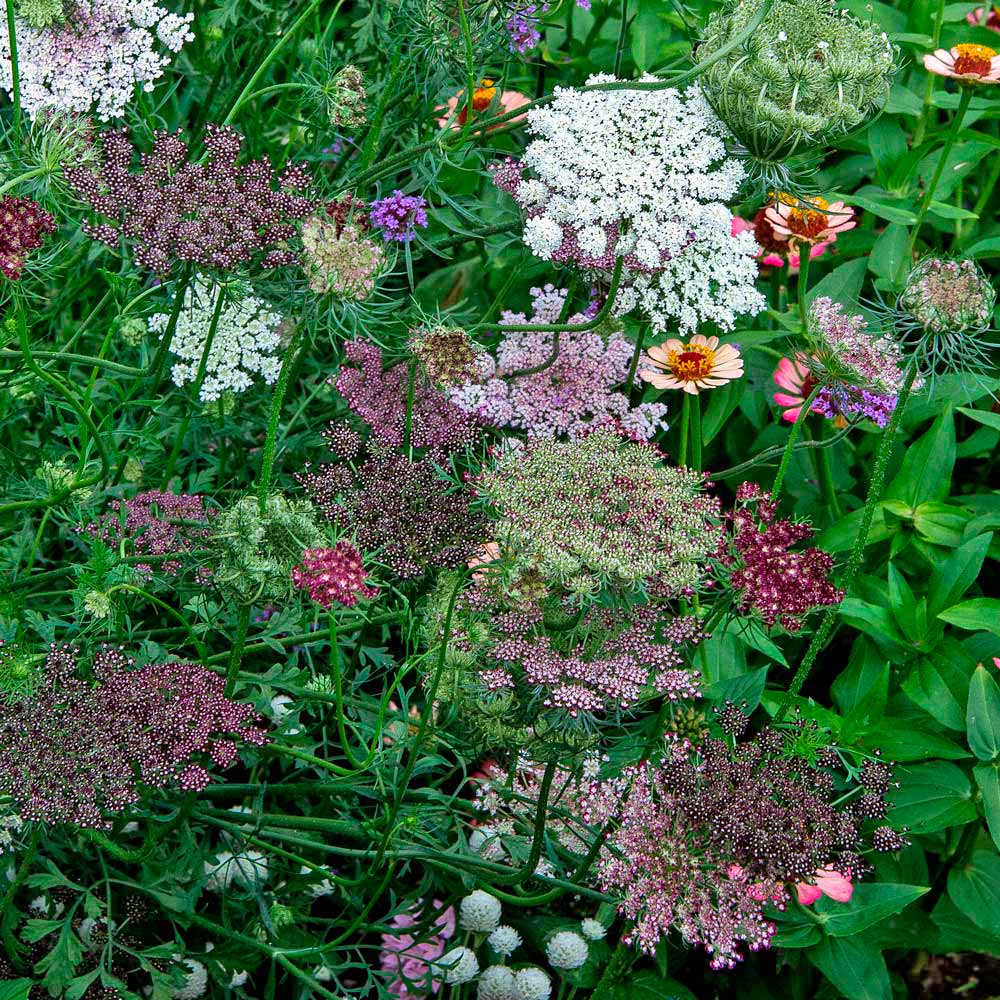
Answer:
[
  {"xmin": 968, "ymin": 5, "xmax": 1000, "ymax": 30},
  {"xmin": 764, "ymin": 194, "xmax": 856, "ymax": 251},
  {"xmin": 640, "ymin": 334, "xmax": 743, "ymax": 394},
  {"xmin": 924, "ymin": 43, "xmax": 1000, "ymax": 82},
  {"xmin": 796, "ymin": 868, "xmax": 854, "ymax": 906},
  {"xmin": 436, "ymin": 79, "xmax": 531, "ymax": 130},
  {"xmin": 732, "ymin": 213, "xmax": 831, "ymax": 274}
]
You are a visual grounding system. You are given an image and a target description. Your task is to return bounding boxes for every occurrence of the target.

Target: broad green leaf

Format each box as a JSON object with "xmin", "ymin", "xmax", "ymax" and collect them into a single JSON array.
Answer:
[
  {"xmin": 964, "ymin": 236, "xmax": 1000, "ymax": 259},
  {"xmin": 958, "ymin": 406, "xmax": 1000, "ymax": 431},
  {"xmin": 832, "ymin": 641, "xmax": 888, "ymax": 719},
  {"xmin": 901, "ymin": 641, "xmax": 976, "ymax": 732},
  {"xmin": 975, "ymin": 763, "xmax": 1000, "ymax": 851},
  {"xmin": 912, "ymin": 502, "xmax": 970, "ymax": 548},
  {"xmin": 772, "ymin": 923, "xmax": 822, "ymax": 948},
  {"xmin": 0, "ymin": 983, "xmax": 33, "ymax": 1000},
  {"xmin": 816, "ymin": 502, "xmax": 892, "ymax": 554},
  {"xmin": 886, "ymin": 411, "xmax": 955, "ymax": 506},
  {"xmin": 867, "ymin": 224, "xmax": 908, "ymax": 280},
  {"xmin": 928, "ymin": 533, "xmax": 993, "ymax": 617},
  {"xmin": 805, "ymin": 258, "xmax": 868, "ymax": 309},
  {"xmin": 888, "ymin": 761, "xmax": 977, "ymax": 832},
  {"xmin": 968, "ymin": 664, "xmax": 1000, "ymax": 760},
  {"xmin": 808, "ymin": 935, "xmax": 891, "ymax": 1000},
  {"xmin": 933, "ymin": 895, "xmax": 1000, "ymax": 956},
  {"xmin": 928, "ymin": 200, "xmax": 979, "ymax": 221},
  {"xmin": 814, "ymin": 884, "xmax": 928, "ymax": 936},
  {"xmin": 940, "ymin": 599, "xmax": 1000, "ymax": 637},
  {"xmin": 857, "ymin": 725, "xmax": 970, "ymax": 762},
  {"xmin": 948, "ymin": 850, "xmax": 1000, "ymax": 937},
  {"xmin": 594, "ymin": 969, "xmax": 696, "ymax": 1000}
]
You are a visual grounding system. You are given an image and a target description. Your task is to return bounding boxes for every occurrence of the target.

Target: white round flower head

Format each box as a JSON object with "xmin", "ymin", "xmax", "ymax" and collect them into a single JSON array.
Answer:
[
  {"xmin": 504, "ymin": 76, "xmax": 765, "ymax": 335},
  {"xmin": 171, "ymin": 957, "xmax": 208, "ymax": 1000},
  {"xmin": 488, "ymin": 924, "xmax": 523, "ymax": 957},
  {"xmin": 460, "ymin": 889, "xmax": 503, "ymax": 932},
  {"xmin": 546, "ymin": 930, "xmax": 589, "ymax": 970},
  {"xmin": 203, "ymin": 850, "xmax": 269, "ymax": 892},
  {"xmin": 579, "ymin": 918, "xmax": 606, "ymax": 941},
  {"xmin": 149, "ymin": 280, "xmax": 285, "ymax": 402},
  {"xmin": 440, "ymin": 945, "xmax": 480, "ymax": 984},
  {"xmin": 0, "ymin": 0, "xmax": 194, "ymax": 121},
  {"xmin": 228, "ymin": 970, "xmax": 249, "ymax": 988},
  {"xmin": 513, "ymin": 967, "xmax": 552, "ymax": 1000},
  {"xmin": 479, "ymin": 964, "xmax": 517, "ymax": 1000},
  {"xmin": 269, "ymin": 694, "xmax": 295, "ymax": 720}
]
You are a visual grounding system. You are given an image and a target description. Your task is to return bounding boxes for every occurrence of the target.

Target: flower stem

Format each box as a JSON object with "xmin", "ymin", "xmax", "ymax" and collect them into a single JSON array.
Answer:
[
  {"xmin": 0, "ymin": 166, "xmax": 46, "ymax": 197},
  {"xmin": 403, "ymin": 358, "xmax": 417, "ymax": 458},
  {"xmin": 678, "ymin": 392, "xmax": 690, "ymax": 467},
  {"xmin": 4, "ymin": 0, "xmax": 21, "ymax": 147},
  {"xmin": 623, "ymin": 324, "xmax": 646, "ymax": 399},
  {"xmin": 257, "ymin": 325, "xmax": 305, "ymax": 515},
  {"xmin": 796, "ymin": 250, "xmax": 811, "ymax": 331},
  {"xmin": 771, "ymin": 382, "xmax": 823, "ymax": 503},
  {"xmin": 813, "ymin": 421, "xmax": 842, "ymax": 520},
  {"xmin": 689, "ymin": 391, "xmax": 703, "ymax": 472},
  {"xmin": 776, "ymin": 363, "xmax": 918, "ymax": 720},
  {"xmin": 224, "ymin": 605, "xmax": 252, "ymax": 698},
  {"xmin": 903, "ymin": 86, "xmax": 974, "ymax": 274}
]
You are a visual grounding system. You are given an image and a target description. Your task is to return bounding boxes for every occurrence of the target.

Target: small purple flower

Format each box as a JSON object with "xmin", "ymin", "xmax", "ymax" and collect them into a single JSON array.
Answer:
[{"xmin": 369, "ymin": 190, "xmax": 429, "ymax": 243}]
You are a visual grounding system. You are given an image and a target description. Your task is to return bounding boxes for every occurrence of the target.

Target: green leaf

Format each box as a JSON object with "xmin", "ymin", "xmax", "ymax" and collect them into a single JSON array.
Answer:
[
  {"xmin": 968, "ymin": 664, "xmax": 1000, "ymax": 760},
  {"xmin": 867, "ymin": 224, "xmax": 908, "ymax": 280},
  {"xmin": 816, "ymin": 503, "xmax": 892, "ymax": 554},
  {"xmin": 958, "ymin": 406, "xmax": 1000, "ymax": 431},
  {"xmin": 0, "ymin": 983, "xmax": 33, "ymax": 1000},
  {"xmin": 597, "ymin": 970, "xmax": 696, "ymax": 1000},
  {"xmin": 933, "ymin": 894, "xmax": 1000, "ymax": 956},
  {"xmin": 857, "ymin": 724, "xmax": 970, "ymax": 762},
  {"xmin": 928, "ymin": 200, "xmax": 979, "ymax": 221},
  {"xmin": 814, "ymin": 884, "xmax": 928, "ymax": 937},
  {"xmin": 832, "ymin": 641, "xmax": 888, "ymax": 720},
  {"xmin": 940, "ymin": 599, "xmax": 1000, "ymax": 637},
  {"xmin": 928, "ymin": 533, "xmax": 993, "ymax": 617},
  {"xmin": 974, "ymin": 763, "xmax": 1000, "ymax": 851},
  {"xmin": 886, "ymin": 411, "xmax": 955, "ymax": 506},
  {"xmin": 963, "ymin": 236, "xmax": 1000, "ymax": 259},
  {"xmin": 805, "ymin": 257, "xmax": 868, "ymax": 309},
  {"xmin": 948, "ymin": 850, "xmax": 1000, "ymax": 937},
  {"xmin": 771, "ymin": 922, "xmax": 823, "ymax": 948},
  {"xmin": 808, "ymin": 935, "xmax": 891, "ymax": 1000},
  {"xmin": 888, "ymin": 761, "xmax": 977, "ymax": 832},
  {"xmin": 912, "ymin": 502, "xmax": 970, "ymax": 547}
]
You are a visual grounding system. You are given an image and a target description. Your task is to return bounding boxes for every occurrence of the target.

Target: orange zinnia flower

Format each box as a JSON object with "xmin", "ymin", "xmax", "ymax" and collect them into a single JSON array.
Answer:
[
  {"xmin": 764, "ymin": 194, "xmax": 856, "ymax": 251},
  {"xmin": 640, "ymin": 335, "xmax": 743, "ymax": 394},
  {"xmin": 435, "ymin": 79, "xmax": 531, "ymax": 130}
]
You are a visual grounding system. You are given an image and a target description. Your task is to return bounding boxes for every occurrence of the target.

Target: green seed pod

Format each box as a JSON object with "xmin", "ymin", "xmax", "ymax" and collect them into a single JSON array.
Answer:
[{"xmin": 696, "ymin": 0, "xmax": 897, "ymax": 183}]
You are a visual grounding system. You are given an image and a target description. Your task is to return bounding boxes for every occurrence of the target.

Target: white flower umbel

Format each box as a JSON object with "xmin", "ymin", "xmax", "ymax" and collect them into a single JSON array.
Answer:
[
  {"xmin": 460, "ymin": 889, "xmax": 503, "ymax": 932},
  {"xmin": 0, "ymin": 0, "xmax": 194, "ymax": 121},
  {"xmin": 150, "ymin": 281, "xmax": 284, "ymax": 403},
  {"xmin": 501, "ymin": 76, "xmax": 765, "ymax": 335}
]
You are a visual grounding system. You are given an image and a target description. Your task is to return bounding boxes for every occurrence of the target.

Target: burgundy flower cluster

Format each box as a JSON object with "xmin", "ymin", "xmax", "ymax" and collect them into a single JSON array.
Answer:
[
  {"xmin": 581, "ymin": 720, "xmax": 901, "ymax": 968},
  {"xmin": 720, "ymin": 483, "xmax": 843, "ymax": 631},
  {"xmin": 64, "ymin": 124, "xmax": 315, "ymax": 274},
  {"xmin": 334, "ymin": 340, "xmax": 484, "ymax": 456},
  {"xmin": 297, "ymin": 447, "xmax": 485, "ymax": 579},
  {"xmin": 0, "ymin": 196, "xmax": 56, "ymax": 280},
  {"xmin": 291, "ymin": 541, "xmax": 378, "ymax": 608},
  {"xmin": 0, "ymin": 644, "xmax": 267, "ymax": 828},
  {"xmin": 82, "ymin": 490, "xmax": 214, "ymax": 576}
]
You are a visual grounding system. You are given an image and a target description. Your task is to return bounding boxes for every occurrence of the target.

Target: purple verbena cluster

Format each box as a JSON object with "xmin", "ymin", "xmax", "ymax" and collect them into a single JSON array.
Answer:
[
  {"xmin": 64, "ymin": 124, "xmax": 315, "ymax": 274},
  {"xmin": 0, "ymin": 644, "xmax": 267, "ymax": 829},
  {"xmin": 0, "ymin": 196, "xmax": 56, "ymax": 280},
  {"xmin": 82, "ymin": 490, "xmax": 214, "ymax": 576},
  {"xmin": 297, "ymin": 448, "xmax": 486, "ymax": 579},
  {"xmin": 291, "ymin": 542, "xmax": 378, "ymax": 608},
  {"xmin": 368, "ymin": 190, "xmax": 428, "ymax": 243},
  {"xmin": 720, "ymin": 483, "xmax": 843, "ymax": 632},
  {"xmin": 448, "ymin": 284, "xmax": 668, "ymax": 440},
  {"xmin": 334, "ymin": 339, "xmax": 484, "ymax": 455}
]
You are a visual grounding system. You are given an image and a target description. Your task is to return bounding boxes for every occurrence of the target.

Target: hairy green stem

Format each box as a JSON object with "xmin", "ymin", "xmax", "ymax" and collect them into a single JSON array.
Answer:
[{"xmin": 224, "ymin": 605, "xmax": 252, "ymax": 698}]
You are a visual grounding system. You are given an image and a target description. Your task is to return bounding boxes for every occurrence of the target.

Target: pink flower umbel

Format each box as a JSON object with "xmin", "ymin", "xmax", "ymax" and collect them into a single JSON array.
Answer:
[
  {"xmin": 764, "ymin": 194, "xmax": 856, "ymax": 252},
  {"xmin": 796, "ymin": 868, "xmax": 854, "ymax": 906},
  {"xmin": 291, "ymin": 542, "xmax": 378, "ymax": 608},
  {"xmin": 773, "ymin": 356, "xmax": 820, "ymax": 423},
  {"xmin": 640, "ymin": 334, "xmax": 743, "ymax": 394},
  {"xmin": 924, "ymin": 43, "xmax": 1000, "ymax": 82},
  {"xmin": 0, "ymin": 196, "xmax": 56, "ymax": 280},
  {"xmin": 436, "ymin": 79, "xmax": 531, "ymax": 129}
]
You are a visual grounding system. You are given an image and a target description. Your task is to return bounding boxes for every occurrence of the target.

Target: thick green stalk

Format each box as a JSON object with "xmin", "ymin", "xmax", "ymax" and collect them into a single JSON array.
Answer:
[
  {"xmin": 223, "ymin": 605, "xmax": 252, "ymax": 698},
  {"xmin": 777, "ymin": 364, "xmax": 919, "ymax": 719},
  {"xmin": 813, "ymin": 421, "xmax": 842, "ymax": 519},
  {"xmin": 796, "ymin": 249, "xmax": 811, "ymax": 331},
  {"xmin": 689, "ymin": 390, "xmax": 703, "ymax": 472},
  {"xmin": 677, "ymin": 392, "xmax": 691, "ymax": 467}
]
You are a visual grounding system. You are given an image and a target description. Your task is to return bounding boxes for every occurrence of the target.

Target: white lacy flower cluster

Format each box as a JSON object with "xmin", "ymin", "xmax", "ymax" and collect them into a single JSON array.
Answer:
[
  {"xmin": 150, "ymin": 282, "xmax": 285, "ymax": 403},
  {"xmin": 0, "ymin": 0, "xmax": 194, "ymax": 121},
  {"xmin": 501, "ymin": 76, "xmax": 765, "ymax": 335}
]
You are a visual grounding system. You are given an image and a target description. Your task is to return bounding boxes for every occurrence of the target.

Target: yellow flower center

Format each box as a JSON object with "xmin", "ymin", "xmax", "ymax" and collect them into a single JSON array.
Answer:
[
  {"xmin": 472, "ymin": 79, "xmax": 498, "ymax": 112},
  {"xmin": 668, "ymin": 344, "xmax": 716, "ymax": 382},
  {"xmin": 954, "ymin": 43, "xmax": 997, "ymax": 75},
  {"xmin": 775, "ymin": 192, "xmax": 831, "ymax": 241}
]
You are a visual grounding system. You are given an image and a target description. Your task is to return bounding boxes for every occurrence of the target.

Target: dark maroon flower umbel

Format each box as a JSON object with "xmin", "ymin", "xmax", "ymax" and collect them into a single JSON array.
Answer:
[
  {"xmin": 0, "ymin": 644, "xmax": 268, "ymax": 829},
  {"xmin": 291, "ymin": 542, "xmax": 378, "ymax": 608},
  {"xmin": 0, "ymin": 196, "xmax": 56, "ymax": 280},
  {"xmin": 720, "ymin": 483, "xmax": 843, "ymax": 631},
  {"xmin": 64, "ymin": 124, "xmax": 315, "ymax": 275}
]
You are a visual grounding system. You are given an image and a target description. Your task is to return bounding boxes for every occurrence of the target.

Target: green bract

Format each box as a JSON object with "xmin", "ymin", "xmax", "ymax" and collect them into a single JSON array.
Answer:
[{"xmin": 696, "ymin": 0, "xmax": 896, "ymax": 174}]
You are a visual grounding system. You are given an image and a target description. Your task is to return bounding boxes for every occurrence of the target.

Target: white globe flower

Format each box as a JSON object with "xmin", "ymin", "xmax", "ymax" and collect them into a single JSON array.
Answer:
[
  {"xmin": 580, "ymin": 918, "xmax": 606, "ymax": 941},
  {"xmin": 546, "ymin": 930, "xmax": 589, "ymax": 970},
  {"xmin": 460, "ymin": 889, "xmax": 503, "ymax": 932},
  {"xmin": 487, "ymin": 924, "xmax": 522, "ymax": 957},
  {"xmin": 171, "ymin": 958, "xmax": 208, "ymax": 1000},
  {"xmin": 513, "ymin": 967, "xmax": 552, "ymax": 1000},
  {"xmin": 479, "ymin": 964, "xmax": 517, "ymax": 1000},
  {"xmin": 440, "ymin": 945, "xmax": 480, "ymax": 984}
]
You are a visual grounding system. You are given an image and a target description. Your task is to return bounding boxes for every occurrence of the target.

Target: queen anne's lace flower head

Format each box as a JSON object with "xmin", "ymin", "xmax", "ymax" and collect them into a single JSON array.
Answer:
[
  {"xmin": 149, "ymin": 281, "xmax": 284, "ymax": 402},
  {"xmin": 492, "ymin": 76, "xmax": 764, "ymax": 335},
  {"xmin": 0, "ymin": 0, "xmax": 194, "ymax": 121}
]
